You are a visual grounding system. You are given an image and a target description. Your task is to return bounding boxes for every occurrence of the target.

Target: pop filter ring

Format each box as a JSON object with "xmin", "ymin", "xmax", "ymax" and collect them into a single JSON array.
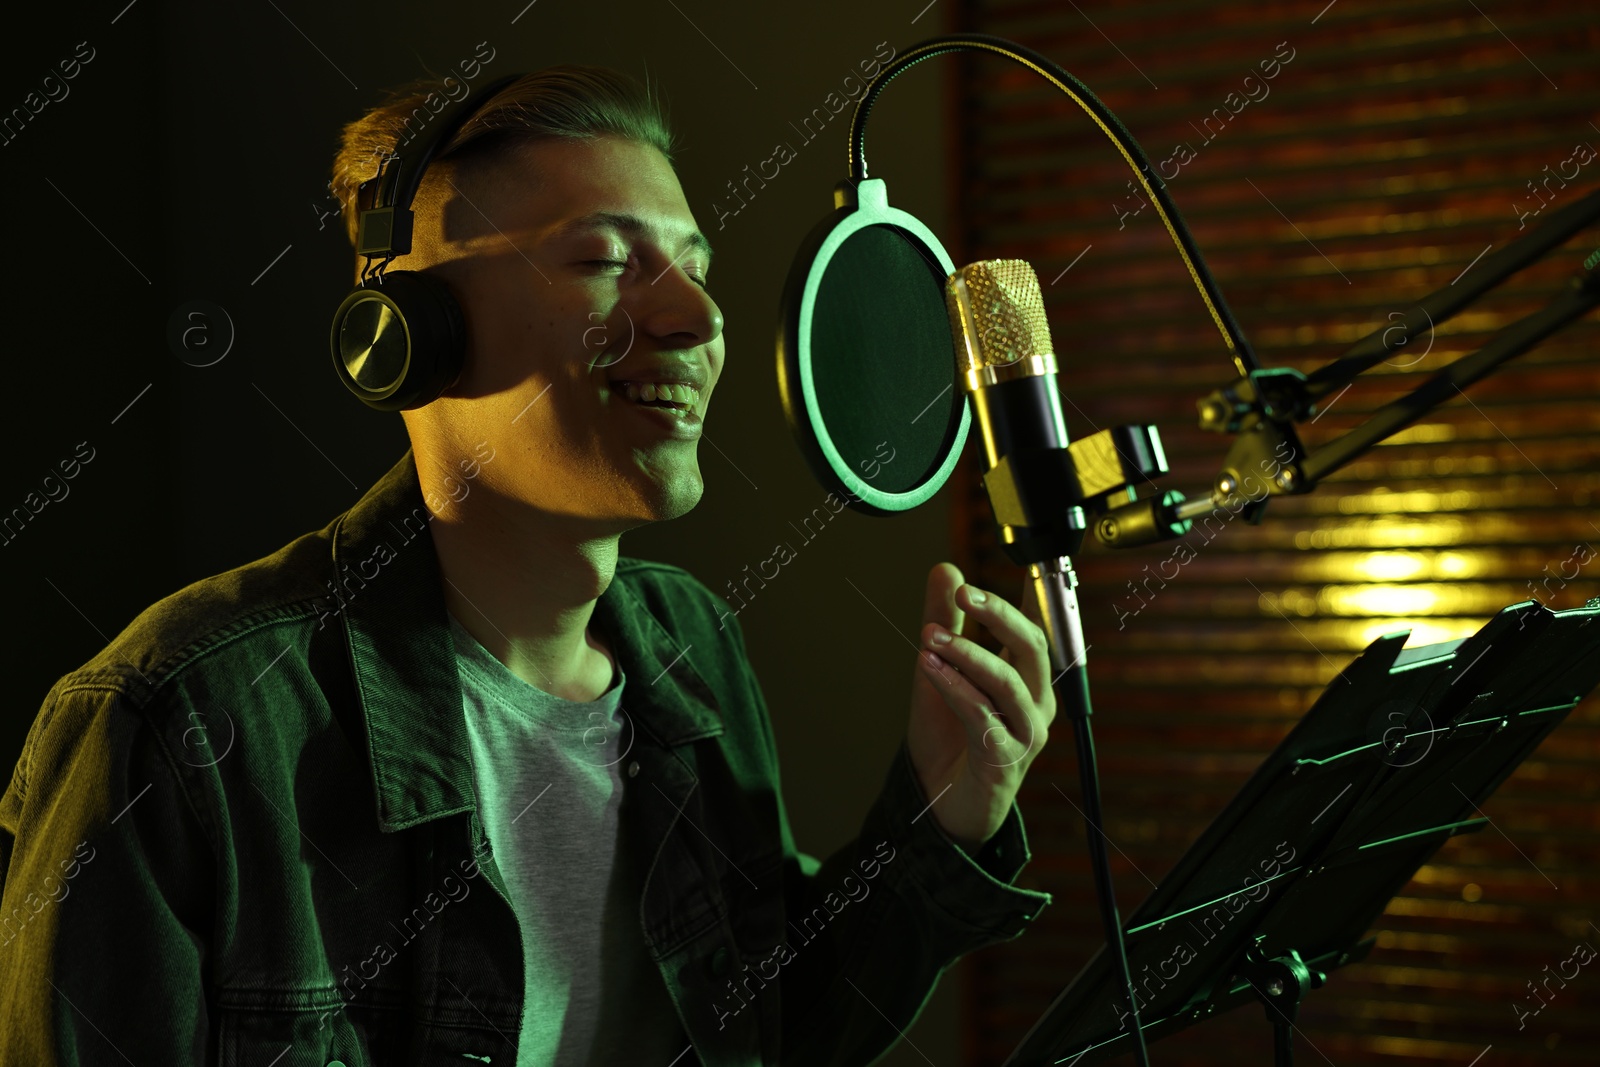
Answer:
[{"xmin": 776, "ymin": 178, "xmax": 972, "ymax": 516}]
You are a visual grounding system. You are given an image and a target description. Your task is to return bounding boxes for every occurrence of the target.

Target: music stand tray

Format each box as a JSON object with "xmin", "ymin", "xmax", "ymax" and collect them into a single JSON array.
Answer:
[{"xmin": 1003, "ymin": 598, "xmax": 1600, "ymax": 1066}]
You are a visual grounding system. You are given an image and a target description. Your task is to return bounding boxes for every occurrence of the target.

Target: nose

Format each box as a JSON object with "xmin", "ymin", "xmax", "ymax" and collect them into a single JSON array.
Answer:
[{"xmin": 636, "ymin": 264, "xmax": 723, "ymax": 349}]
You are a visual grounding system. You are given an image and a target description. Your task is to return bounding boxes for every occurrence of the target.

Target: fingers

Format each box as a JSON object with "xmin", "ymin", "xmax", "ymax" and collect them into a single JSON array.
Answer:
[
  {"xmin": 922, "ymin": 562, "xmax": 966, "ymax": 642},
  {"xmin": 917, "ymin": 649, "xmax": 1031, "ymax": 765},
  {"xmin": 918, "ymin": 650, "xmax": 992, "ymax": 743},
  {"xmin": 953, "ymin": 583, "xmax": 1053, "ymax": 714},
  {"xmin": 921, "ymin": 621, "xmax": 1031, "ymax": 721},
  {"xmin": 920, "ymin": 629, "xmax": 1049, "ymax": 774}
]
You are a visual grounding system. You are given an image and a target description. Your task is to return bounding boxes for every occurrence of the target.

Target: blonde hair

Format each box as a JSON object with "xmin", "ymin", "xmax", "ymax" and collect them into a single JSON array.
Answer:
[{"xmin": 330, "ymin": 64, "xmax": 676, "ymax": 255}]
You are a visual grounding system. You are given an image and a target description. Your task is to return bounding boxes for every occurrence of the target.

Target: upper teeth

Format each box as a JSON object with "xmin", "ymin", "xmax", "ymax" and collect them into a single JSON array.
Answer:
[{"xmin": 616, "ymin": 381, "xmax": 700, "ymax": 407}]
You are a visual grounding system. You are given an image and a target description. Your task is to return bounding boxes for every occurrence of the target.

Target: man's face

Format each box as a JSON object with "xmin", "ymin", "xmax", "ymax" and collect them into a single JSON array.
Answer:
[{"xmin": 411, "ymin": 134, "xmax": 724, "ymax": 530}]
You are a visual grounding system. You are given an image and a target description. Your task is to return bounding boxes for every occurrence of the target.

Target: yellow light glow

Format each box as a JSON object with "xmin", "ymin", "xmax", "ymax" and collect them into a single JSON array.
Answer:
[
  {"xmin": 1383, "ymin": 423, "xmax": 1458, "ymax": 445},
  {"xmin": 1295, "ymin": 519, "xmax": 1470, "ymax": 549},
  {"xmin": 1357, "ymin": 551, "xmax": 1427, "ymax": 580},
  {"xmin": 1337, "ymin": 585, "xmax": 1440, "ymax": 615},
  {"xmin": 1354, "ymin": 618, "xmax": 1483, "ymax": 647}
]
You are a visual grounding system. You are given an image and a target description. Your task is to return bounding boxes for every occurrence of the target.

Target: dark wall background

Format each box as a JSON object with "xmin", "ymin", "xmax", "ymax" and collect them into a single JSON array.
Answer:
[{"xmin": 2, "ymin": 1, "xmax": 976, "ymax": 1063}]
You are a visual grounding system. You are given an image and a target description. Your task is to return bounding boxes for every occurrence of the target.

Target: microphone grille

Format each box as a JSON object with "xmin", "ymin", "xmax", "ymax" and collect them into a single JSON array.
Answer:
[{"xmin": 944, "ymin": 259, "xmax": 1053, "ymax": 372}]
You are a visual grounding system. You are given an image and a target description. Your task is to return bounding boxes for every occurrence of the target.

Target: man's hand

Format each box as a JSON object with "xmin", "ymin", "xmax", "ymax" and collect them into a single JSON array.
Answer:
[{"xmin": 906, "ymin": 562, "xmax": 1056, "ymax": 852}]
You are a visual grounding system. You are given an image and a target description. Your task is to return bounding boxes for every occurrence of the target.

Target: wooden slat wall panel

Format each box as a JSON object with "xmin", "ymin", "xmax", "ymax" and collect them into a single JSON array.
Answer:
[{"xmin": 945, "ymin": 1, "xmax": 1600, "ymax": 1064}]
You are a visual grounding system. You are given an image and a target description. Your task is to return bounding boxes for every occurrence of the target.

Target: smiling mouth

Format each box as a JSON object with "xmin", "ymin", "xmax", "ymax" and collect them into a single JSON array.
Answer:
[{"xmin": 611, "ymin": 381, "xmax": 702, "ymax": 413}]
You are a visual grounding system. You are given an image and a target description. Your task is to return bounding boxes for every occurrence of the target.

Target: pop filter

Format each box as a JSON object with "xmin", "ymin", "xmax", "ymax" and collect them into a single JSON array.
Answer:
[{"xmin": 776, "ymin": 178, "xmax": 971, "ymax": 516}]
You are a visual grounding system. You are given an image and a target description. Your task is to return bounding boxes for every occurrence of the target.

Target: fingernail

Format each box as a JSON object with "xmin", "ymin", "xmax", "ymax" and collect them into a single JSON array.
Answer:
[
  {"xmin": 930, "ymin": 627, "xmax": 952, "ymax": 645},
  {"xmin": 965, "ymin": 586, "xmax": 987, "ymax": 605},
  {"xmin": 923, "ymin": 650, "xmax": 943, "ymax": 669}
]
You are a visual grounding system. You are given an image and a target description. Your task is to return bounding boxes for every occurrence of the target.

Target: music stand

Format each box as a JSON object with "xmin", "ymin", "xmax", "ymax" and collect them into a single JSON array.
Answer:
[{"xmin": 1004, "ymin": 597, "xmax": 1600, "ymax": 1066}]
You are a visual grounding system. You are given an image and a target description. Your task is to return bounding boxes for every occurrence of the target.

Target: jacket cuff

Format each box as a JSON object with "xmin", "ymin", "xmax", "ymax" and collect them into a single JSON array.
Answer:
[{"xmin": 883, "ymin": 737, "xmax": 1052, "ymax": 939}]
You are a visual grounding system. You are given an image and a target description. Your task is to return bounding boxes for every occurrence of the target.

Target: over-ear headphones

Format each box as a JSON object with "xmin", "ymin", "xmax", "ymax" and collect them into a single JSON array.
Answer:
[{"xmin": 330, "ymin": 73, "xmax": 523, "ymax": 411}]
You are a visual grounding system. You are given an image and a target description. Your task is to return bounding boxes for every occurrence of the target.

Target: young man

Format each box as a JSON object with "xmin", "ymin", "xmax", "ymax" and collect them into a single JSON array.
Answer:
[{"xmin": 0, "ymin": 65, "xmax": 1055, "ymax": 1065}]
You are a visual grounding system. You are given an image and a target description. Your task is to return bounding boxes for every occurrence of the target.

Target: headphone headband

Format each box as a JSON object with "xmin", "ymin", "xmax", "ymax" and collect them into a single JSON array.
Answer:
[
  {"xmin": 354, "ymin": 72, "xmax": 524, "ymax": 262},
  {"xmin": 333, "ymin": 69, "xmax": 527, "ymax": 412}
]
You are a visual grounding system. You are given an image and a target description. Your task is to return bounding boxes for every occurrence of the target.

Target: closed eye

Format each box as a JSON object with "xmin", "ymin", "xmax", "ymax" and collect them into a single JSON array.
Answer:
[{"xmin": 586, "ymin": 259, "xmax": 709, "ymax": 291}]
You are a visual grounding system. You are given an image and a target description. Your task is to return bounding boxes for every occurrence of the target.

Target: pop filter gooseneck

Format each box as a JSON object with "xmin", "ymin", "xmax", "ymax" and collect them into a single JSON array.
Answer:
[{"xmin": 846, "ymin": 33, "xmax": 1259, "ymax": 379}]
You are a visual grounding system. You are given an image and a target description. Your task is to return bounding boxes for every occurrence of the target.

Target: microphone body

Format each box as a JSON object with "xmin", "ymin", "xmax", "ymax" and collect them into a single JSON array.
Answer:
[
  {"xmin": 945, "ymin": 259, "xmax": 1091, "ymax": 682},
  {"xmin": 945, "ymin": 261, "xmax": 1088, "ymax": 568}
]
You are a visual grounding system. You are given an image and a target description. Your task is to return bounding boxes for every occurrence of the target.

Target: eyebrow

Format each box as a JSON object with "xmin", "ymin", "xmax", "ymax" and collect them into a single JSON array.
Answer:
[{"xmin": 552, "ymin": 210, "xmax": 714, "ymax": 266}]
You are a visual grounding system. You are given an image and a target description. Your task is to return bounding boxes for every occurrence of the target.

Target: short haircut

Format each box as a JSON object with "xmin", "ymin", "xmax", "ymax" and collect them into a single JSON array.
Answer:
[{"xmin": 329, "ymin": 64, "xmax": 676, "ymax": 257}]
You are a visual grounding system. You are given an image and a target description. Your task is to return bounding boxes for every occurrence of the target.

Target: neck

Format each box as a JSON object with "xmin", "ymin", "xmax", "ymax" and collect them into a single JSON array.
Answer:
[{"xmin": 423, "ymin": 468, "xmax": 620, "ymax": 703}]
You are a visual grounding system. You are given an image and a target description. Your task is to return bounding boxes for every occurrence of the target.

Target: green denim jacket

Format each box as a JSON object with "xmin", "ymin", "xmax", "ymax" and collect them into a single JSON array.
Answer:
[{"xmin": 0, "ymin": 448, "xmax": 1051, "ymax": 1065}]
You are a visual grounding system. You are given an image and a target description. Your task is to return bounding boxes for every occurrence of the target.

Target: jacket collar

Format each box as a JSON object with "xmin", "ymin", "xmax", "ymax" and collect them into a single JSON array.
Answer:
[{"xmin": 330, "ymin": 448, "xmax": 723, "ymax": 832}]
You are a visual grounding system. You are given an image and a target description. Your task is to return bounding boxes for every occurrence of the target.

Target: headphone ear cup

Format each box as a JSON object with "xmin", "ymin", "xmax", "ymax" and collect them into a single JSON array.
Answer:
[{"xmin": 330, "ymin": 270, "xmax": 466, "ymax": 411}]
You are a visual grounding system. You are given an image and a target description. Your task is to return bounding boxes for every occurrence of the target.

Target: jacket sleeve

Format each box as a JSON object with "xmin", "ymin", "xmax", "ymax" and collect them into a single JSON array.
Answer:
[
  {"xmin": 0, "ymin": 680, "xmax": 214, "ymax": 1065},
  {"xmin": 720, "ymin": 610, "xmax": 1053, "ymax": 1065}
]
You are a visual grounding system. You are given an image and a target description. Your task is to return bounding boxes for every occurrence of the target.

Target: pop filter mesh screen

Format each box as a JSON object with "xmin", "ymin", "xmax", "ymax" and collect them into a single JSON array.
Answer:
[{"xmin": 810, "ymin": 224, "xmax": 960, "ymax": 495}]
